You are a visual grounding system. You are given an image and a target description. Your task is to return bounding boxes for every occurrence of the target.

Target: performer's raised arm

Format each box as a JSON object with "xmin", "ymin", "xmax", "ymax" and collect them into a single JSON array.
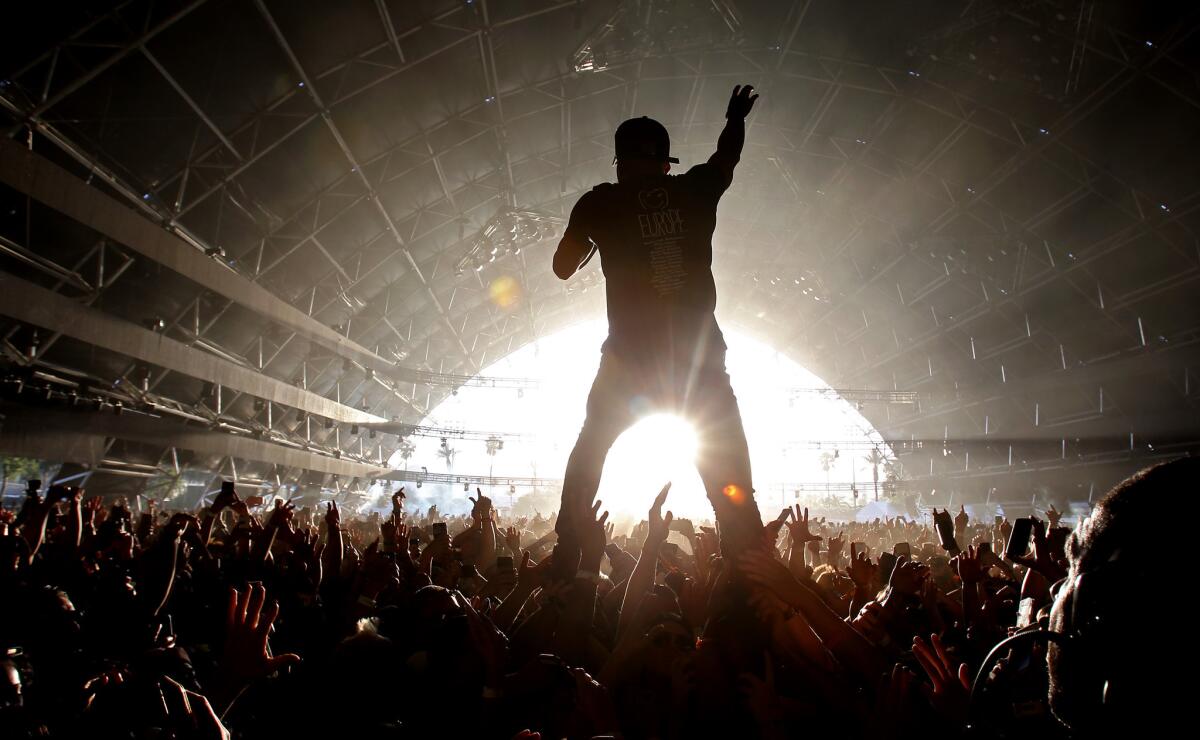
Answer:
[{"xmin": 708, "ymin": 84, "xmax": 759, "ymax": 188}]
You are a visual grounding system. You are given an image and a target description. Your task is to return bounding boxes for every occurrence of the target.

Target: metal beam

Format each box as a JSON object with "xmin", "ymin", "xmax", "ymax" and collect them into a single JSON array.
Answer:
[
  {"xmin": 8, "ymin": 39, "xmax": 1033, "ymax": 349},
  {"xmin": 163, "ymin": 4, "xmax": 474, "ymax": 219},
  {"xmin": 905, "ymin": 446, "xmax": 1197, "ymax": 486},
  {"xmin": 0, "ymin": 403, "xmax": 389, "ymax": 479},
  {"xmin": 159, "ymin": 44, "xmax": 904, "ymax": 244},
  {"xmin": 140, "ymin": 46, "xmax": 242, "ymax": 160},
  {"xmin": 0, "ymin": 139, "xmax": 402, "ymax": 382},
  {"xmin": 0, "ymin": 414, "xmax": 109, "ymax": 465},
  {"xmin": 478, "ymin": 0, "xmax": 518, "ymax": 206},
  {"xmin": 378, "ymin": 468, "xmax": 561, "ymax": 488},
  {"xmin": 880, "ymin": 339, "xmax": 1200, "ymax": 433},
  {"xmin": 845, "ymin": 189, "xmax": 1200, "ymax": 383},
  {"xmin": 253, "ymin": 0, "xmax": 478, "ymax": 371},
  {"xmin": 3, "ymin": 0, "xmax": 210, "ymax": 134},
  {"xmin": 801, "ymin": 23, "xmax": 1196, "ymax": 346},
  {"xmin": 374, "ymin": 0, "xmax": 407, "ymax": 63},
  {"xmin": 7, "ymin": 0, "xmax": 137, "ymax": 83},
  {"xmin": 0, "ymin": 270, "xmax": 383, "ymax": 424}
]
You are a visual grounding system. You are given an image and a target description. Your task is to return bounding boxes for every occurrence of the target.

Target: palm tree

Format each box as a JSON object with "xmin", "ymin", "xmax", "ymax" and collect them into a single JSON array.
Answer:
[
  {"xmin": 397, "ymin": 438, "xmax": 416, "ymax": 468},
  {"xmin": 818, "ymin": 450, "xmax": 838, "ymax": 495},
  {"xmin": 437, "ymin": 438, "xmax": 456, "ymax": 471},
  {"xmin": 864, "ymin": 448, "xmax": 886, "ymax": 503},
  {"xmin": 485, "ymin": 436, "xmax": 504, "ymax": 478}
]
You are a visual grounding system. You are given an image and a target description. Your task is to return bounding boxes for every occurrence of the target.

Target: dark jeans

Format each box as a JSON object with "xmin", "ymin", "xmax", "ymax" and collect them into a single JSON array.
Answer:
[{"xmin": 556, "ymin": 349, "xmax": 763, "ymax": 555}]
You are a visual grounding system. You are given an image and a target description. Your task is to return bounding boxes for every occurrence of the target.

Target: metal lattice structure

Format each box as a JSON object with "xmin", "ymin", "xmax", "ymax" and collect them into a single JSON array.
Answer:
[{"xmin": 0, "ymin": 0, "xmax": 1198, "ymax": 502}]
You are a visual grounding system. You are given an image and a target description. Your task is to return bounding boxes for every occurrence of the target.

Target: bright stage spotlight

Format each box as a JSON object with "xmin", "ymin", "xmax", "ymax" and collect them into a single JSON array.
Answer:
[{"xmin": 597, "ymin": 414, "xmax": 705, "ymax": 521}]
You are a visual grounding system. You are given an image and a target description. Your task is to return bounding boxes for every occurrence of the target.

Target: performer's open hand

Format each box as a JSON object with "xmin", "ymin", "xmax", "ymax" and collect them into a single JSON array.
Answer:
[{"xmin": 726, "ymin": 84, "xmax": 759, "ymax": 120}]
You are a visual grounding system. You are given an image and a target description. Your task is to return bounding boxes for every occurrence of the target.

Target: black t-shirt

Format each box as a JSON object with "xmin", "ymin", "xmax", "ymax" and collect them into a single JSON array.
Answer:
[{"xmin": 570, "ymin": 162, "xmax": 730, "ymax": 360}]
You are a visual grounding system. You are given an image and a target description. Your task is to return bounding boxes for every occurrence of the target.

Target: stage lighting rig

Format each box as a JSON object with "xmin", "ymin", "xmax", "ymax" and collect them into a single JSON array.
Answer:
[
  {"xmin": 788, "ymin": 387, "xmax": 920, "ymax": 405},
  {"xmin": 573, "ymin": 0, "xmax": 744, "ymax": 73},
  {"xmin": 453, "ymin": 210, "xmax": 564, "ymax": 276},
  {"xmin": 365, "ymin": 421, "xmax": 524, "ymax": 442},
  {"xmin": 485, "ymin": 435, "xmax": 504, "ymax": 456}
]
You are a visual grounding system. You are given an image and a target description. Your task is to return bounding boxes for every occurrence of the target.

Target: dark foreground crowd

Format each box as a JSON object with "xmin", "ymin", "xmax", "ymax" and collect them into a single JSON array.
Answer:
[{"xmin": 0, "ymin": 457, "xmax": 1190, "ymax": 739}]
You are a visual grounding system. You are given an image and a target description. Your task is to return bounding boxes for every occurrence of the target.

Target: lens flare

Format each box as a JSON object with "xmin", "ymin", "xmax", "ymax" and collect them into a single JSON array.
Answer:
[
  {"xmin": 489, "ymin": 275, "xmax": 521, "ymax": 308},
  {"xmin": 722, "ymin": 484, "xmax": 746, "ymax": 505}
]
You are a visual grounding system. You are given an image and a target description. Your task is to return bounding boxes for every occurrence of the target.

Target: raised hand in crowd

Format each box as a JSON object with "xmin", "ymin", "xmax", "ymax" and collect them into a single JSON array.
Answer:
[
  {"xmin": 954, "ymin": 504, "xmax": 969, "ymax": 534},
  {"xmin": 848, "ymin": 542, "xmax": 877, "ymax": 591},
  {"xmin": 210, "ymin": 584, "xmax": 300, "ymax": 713},
  {"xmin": 501, "ymin": 524, "xmax": 521, "ymax": 557},
  {"xmin": 826, "ymin": 530, "xmax": 846, "ymax": 566},
  {"xmin": 913, "ymin": 633, "xmax": 971, "ymax": 726},
  {"xmin": 646, "ymin": 482, "xmax": 673, "ymax": 545},
  {"xmin": 888, "ymin": 556, "xmax": 929, "ymax": 597},
  {"xmin": 266, "ymin": 498, "xmax": 295, "ymax": 530},
  {"xmin": 785, "ymin": 504, "xmax": 821, "ymax": 545},
  {"xmin": 761, "ymin": 507, "xmax": 790, "ymax": 551}
]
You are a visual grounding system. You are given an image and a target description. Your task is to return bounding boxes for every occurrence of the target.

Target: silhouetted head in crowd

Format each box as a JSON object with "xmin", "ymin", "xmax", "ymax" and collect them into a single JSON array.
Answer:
[{"xmin": 1048, "ymin": 456, "xmax": 1194, "ymax": 734}]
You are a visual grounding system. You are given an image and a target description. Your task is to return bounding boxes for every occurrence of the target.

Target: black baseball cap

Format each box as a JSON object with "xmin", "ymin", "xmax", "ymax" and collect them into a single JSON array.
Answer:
[{"xmin": 614, "ymin": 116, "xmax": 679, "ymax": 164}]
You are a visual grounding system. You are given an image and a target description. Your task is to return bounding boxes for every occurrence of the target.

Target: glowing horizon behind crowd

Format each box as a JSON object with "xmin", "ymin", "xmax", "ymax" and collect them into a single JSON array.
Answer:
[{"xmin": 380, "ymin": 320, "xmax": 891, "ymax": 523}]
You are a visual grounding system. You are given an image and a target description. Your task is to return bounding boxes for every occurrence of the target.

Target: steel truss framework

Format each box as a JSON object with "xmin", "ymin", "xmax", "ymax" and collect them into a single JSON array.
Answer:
[{"xmin": 1, "ymin": 0, "xmax": 1198, "ymax": 499}]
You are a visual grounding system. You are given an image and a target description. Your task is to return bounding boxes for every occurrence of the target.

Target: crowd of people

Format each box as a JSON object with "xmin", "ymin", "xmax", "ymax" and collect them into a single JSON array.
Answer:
[{"xmin": 0, "ymin": 456, "xmax": 1188, "ymax": 738}]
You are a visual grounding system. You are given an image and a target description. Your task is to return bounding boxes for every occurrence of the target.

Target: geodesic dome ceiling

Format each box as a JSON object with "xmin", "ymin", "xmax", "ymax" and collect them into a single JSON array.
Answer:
[{"xmin": 1, "ymin": 0, "xmax": 1198, "ymax": 498}]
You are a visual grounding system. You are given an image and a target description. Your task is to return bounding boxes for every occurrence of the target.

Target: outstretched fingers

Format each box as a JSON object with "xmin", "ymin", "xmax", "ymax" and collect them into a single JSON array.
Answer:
[
  {"xmin": 956, "ymin": 663, "xmax": 972, "ymax": 692},
  {"xmin": 255, "ymin": 599, "xmax": 280, "ymax": 640},
  {"xmin": 265, "ymin": 650, "xmax": 302, "ymax": 673},
  {"xmin": 913, "ymin": 635, "xmax": 950, "ymax": 691},
  {"xmin": 653, "ymin": 482, "xmax": 672, "ymax": 511},
  {"xmin": 244, "ymin": 584, "xmax": 266, "ymax": 631},
  {"xmin": 226, "ymin": 587, "xmax": 239, "ymax": 630},
  {"xmin": 930, "ymin": 634, "xmax": 954, "ymax": 674},
  {"xmin": 735, "ymin": 83, "xmax": 758, "ymax": 103},
  {"xmin": 235, "ymin": 586, "xmax": 252, "ymax": 626},
  {"xmin": 912, "ymin": 639, "xmax": 944, "ymax": 690}
]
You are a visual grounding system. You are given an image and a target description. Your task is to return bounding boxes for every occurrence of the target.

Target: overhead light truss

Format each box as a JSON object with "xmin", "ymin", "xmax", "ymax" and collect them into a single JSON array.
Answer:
[{"xmin": 454, "ymin": 209, "xmax": 564, "ymax": 275}]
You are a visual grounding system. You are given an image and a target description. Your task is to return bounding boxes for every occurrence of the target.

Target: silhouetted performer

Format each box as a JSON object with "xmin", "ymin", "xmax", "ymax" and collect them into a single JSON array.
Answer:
[{"xmin": 554, "ymin": 85, "xmax": 763, "ymax": 553}]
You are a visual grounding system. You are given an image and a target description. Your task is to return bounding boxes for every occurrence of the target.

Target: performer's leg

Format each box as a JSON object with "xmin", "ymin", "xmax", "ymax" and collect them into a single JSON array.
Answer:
[
  {"xmin": 556, "ymin": 353, "xmax": 636, "ymax": 542},
  {"xmin": 687, "ymin": 362, "xmax": 763, "ymax": 555}
]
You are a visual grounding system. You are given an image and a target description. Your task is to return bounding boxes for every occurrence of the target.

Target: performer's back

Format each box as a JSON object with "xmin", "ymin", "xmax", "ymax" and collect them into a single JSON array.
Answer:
[{"xmin": 575, "ymin": 163, "xmax": 729, "ymax": 362}]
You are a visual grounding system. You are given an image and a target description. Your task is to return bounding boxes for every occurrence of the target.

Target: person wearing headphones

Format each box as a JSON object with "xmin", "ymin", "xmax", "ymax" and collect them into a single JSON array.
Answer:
[{"xmin": 1045, "ymin": 457, "xmax": 1191, "ymax": 735}]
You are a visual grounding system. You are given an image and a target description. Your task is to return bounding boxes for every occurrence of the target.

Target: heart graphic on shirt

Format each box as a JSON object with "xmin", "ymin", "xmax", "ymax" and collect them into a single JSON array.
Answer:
[{"xmin": 638, "ymin": 187, "xmax": 669, "ymax": 211}]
